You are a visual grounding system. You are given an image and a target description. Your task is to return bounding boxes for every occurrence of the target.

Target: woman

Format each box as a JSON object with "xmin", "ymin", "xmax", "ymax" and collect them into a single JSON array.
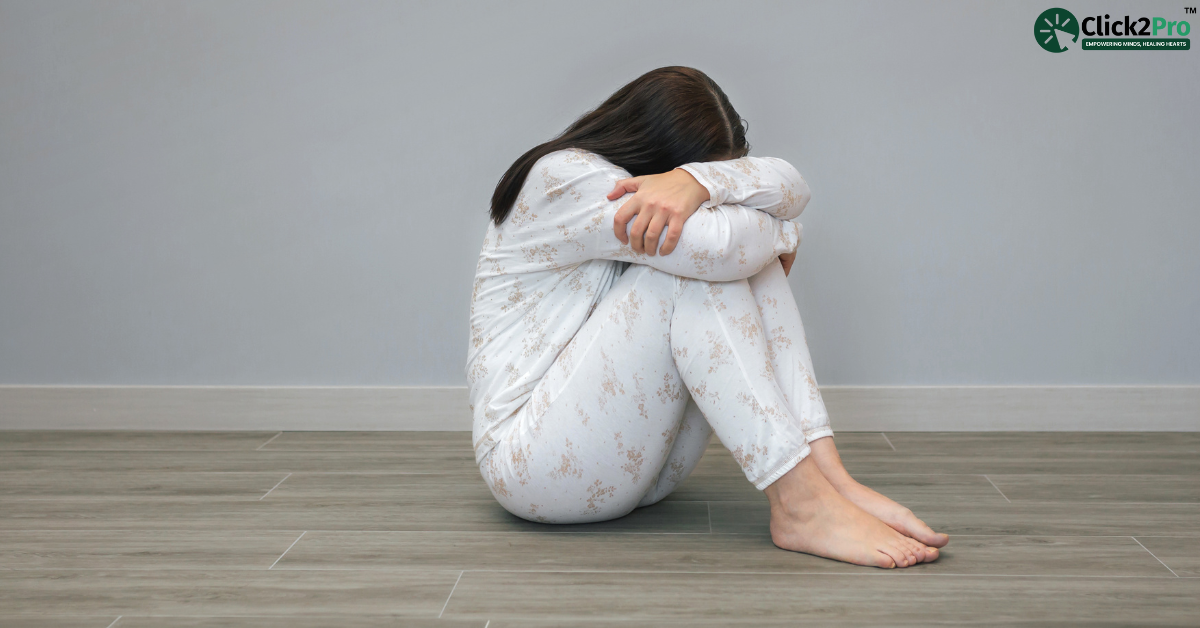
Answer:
[{"xmin": 467, "ymin": 66, "xmax": 949, "ymax": 568}]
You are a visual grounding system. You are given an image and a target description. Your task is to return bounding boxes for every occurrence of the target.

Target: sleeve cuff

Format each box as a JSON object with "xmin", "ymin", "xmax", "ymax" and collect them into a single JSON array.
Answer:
[
  {"xmin": 776, "ymin": 220, "xmax": 802, "ymax": 255},
  {"xmin": 677, "ymin": 164, "xmax": 724, "ymax": 207}
]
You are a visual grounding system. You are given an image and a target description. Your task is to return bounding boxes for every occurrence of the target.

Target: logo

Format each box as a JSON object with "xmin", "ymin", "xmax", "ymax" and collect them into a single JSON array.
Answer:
[
  {"xmin": 1035, "ymin": 8, "xmax": 1079, "ymax": 52},
  {"xmin": 1036, "ymin": 7, "xmax": 1192, "ymax": 52}
]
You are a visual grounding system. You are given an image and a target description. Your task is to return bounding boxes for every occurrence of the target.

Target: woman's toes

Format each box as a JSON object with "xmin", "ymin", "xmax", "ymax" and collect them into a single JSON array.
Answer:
[
  {"xmin": 927, "ymin": 531, "xmax": 951, "ymax": 548},
  {"xmin": 902, "ymin": 537, "xmax": 926, "ymax": 561},
  {"xmin": 922, "ymin": 545, "xmax": 940, "ymax": 563},
  {"xmin": 891, "ymin": 532, "xmax": 922, "ymax": 559},
  {"xmin": 874, "ymin": 551, "xmax": 897, "ymax": 569},
  {"xmin": 878, "ymin": 544, "xmax": 906, "ymax": 568},
  {"xmin": 905, "ymin": 516, "xmax": 950, "ymax": 548},
  {"xmin": 910, "ymin": 540, "xmax": 934, "ymax": 563},
  {"xmin": 888, "ymin": 542, "xmax": 914, "ymax": 567},
  {"xmin": 902, "ymin": 540, "xmax": 927, "ymax": 565}
]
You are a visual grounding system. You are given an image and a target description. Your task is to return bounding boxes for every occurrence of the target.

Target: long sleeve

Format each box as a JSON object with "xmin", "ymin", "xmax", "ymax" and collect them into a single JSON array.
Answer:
[
  {"xmin": 499, "ymin": 155, "xmax": 799, "ymax": 282},
  {"xmin": 677, "ymin": 156, "xmax": 811, "ymax": 220},
  {"xmin": 593, "ymin": 200, "xmax": 800, "ymax": 282}
]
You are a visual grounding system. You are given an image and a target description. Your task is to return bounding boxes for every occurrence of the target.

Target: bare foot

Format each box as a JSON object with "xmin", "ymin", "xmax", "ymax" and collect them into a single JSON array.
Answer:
[
  {"xmin": 764, "ymin": 455, "xmax": 935, "ymax": 568},
  {"xmin": 808, "ymin": 436, "xmax": 949, "ymax": 551}
]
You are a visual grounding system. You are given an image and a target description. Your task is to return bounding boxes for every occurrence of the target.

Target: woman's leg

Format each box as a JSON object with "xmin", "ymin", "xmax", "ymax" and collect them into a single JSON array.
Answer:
[
  {"xmin": 481, "ymin": 263, "xmax": 932, "ymax": 567},
  {"xmin": 747, "ymin": 261, "xmax": 948, "ymax": 550},
  {"xmin": 479, "ymin": 265, "xmax": 695, "ymax": 524},
  {"xmin": 668, "ymin": 265, "xmax": 932, "ymax": 567},
  {"xmin": 635, "ymin": 397, "xmax": 712, "ymax": 507}
]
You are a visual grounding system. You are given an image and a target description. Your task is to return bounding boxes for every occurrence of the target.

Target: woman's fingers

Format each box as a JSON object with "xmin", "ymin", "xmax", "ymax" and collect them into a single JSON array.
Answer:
[
  {"xmin": 628, "ymin": 208, "xmax": 653, "ymax": 254},
  {"xmin": 618, "ymin": 203, "xmax": 687, "ymax": 256},
  {"xmin": 643, "ymin": 213, "xmax": 668, "ymax": 256},
  {"xmin": 613, "ymin": 197, "xmax": 642, "ymax": 245},
  {"xmin": 610, "ymin": 171, "xmax": 709, "ymax": 253},
  {"xmin": 606, "ymin": 177, "xmax": 642, "ymax": 201},
  {"xmin": 659, "ymin": 216, "xmax": 685, "ymax": 256}
]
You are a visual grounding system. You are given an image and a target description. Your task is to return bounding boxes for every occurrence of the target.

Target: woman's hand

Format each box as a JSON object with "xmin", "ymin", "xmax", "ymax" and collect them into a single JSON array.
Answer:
[{"xmin": 607, "ymin": 169, "xmax": 710, "ymax": 256}]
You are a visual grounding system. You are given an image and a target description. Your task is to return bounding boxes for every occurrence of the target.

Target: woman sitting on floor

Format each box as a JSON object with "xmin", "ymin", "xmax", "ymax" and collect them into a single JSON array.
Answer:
[{"xmin": 466, "ymin": 66, "xmax": 949, "ymax": 568}]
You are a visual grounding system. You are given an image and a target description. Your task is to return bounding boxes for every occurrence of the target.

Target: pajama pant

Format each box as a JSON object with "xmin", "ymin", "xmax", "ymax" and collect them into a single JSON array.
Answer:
[{"xmin": 479, "ymin": 259, "xmax": 832, "ymax": 524}]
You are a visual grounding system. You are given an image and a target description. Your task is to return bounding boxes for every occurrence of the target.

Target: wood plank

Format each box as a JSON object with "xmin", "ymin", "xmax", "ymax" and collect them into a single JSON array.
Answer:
[
  {"xmin": 664, "ymin": 472, "xmax": 1003, "ymax": 503},
  {"xmin": 0, "ymin": 570, "xmax": 461, "ymax": 616},
  {"xmin": 0, "ymin": 616, "xmax": 483, "ymax": 628},
  {"xmin": 276, "ymin": 531, "xmax": 1172, "ymax": 577},
  {"xmin": 260, "ymin": 431, "xmax": 471, "ymax": 450},
  {"xmin": 0, "ymin": 431, "xmax": 277, "ymax": 451},
  {"xmin": 263, "ymin": 472, "xmax": 495, "ymax": 502},
  {"xmin": 481, "ymin": 622, "xmax": 901, "ymax": 628},
  {"xmin": 440, "ymin": 571, "xmax": 1200, "ymax": 624},
  {"xmin": 0, "ymin": 498, "xmax": 710, "ymax": 533},
  {"xmin": 883, "ymin": 431, "xmax": 1200, "ymax": 454},
  {"xmin": 988, "ymin": 474, "xmax": 1200, "ymax": 503},
  {"xmin": 1136, "ymin": 536, "xmax": 1200, "ymax": 577},
  {"xmin": 0, "ymin": 471, "xmax": 289, "ymax": 499},
  {"xmin": 709, "ymin": 500, "xmax": 1200, "ymax": 536},
  {"xmin": 0, "ymin": 530, "xmax": 303, "ymax": 569},
  {"xmin": 110, "ymin": 619, "xmax": 483, "ymax": 627},
  {"xmin": 4, "ymin": 447, "xmax": 1198, "ymax": 476},
  {"xmin": 480, "ymin": 621, "xmax": 916, "ymax": 628},
  {"xmin": 0, "ymin": 619, "xmax": 108, "ymax": 628},
  {"xmin": 837, "ymin": 452, "xmax": 1200, "ymax": 475},
  {"xmin": 0, "ymin": 450, "xmax": 479, "ymax": 473}
]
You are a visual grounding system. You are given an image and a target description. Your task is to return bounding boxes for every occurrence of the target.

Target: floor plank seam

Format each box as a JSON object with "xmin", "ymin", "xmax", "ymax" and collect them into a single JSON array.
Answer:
[
  {"xmin": 256, "ymin": 432, "xmax": 283, "ymax": 450},
  {"xmin": 258, "ymin": 473, "xmax": 292, "ymax": 500},
  {"xmin": 268, "ymin": 531, "xmax": 306, "ymax": 569},
  {"xmin": 1131, "ymin": 536, "xmax": 1180, "ymax": 577},
  {"xmin": 982, "ymin": 475, "xmax": 1011, "ymax": 502},
  {"xmin": 438, "ymin": 570, "xmax": 464, "ymax": 618}
]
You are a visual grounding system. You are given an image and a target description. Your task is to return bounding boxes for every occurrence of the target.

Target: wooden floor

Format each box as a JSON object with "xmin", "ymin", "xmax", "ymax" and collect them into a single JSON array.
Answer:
[{"xmin": 1, "ymin": 431, "xmax": 1198, "ymax": 626}]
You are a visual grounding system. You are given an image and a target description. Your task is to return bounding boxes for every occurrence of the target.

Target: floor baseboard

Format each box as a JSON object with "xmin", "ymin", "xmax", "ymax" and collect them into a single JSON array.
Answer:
[{"xmin": 1, "ymin": 385, "xmax": 1197, "ymax": 431}]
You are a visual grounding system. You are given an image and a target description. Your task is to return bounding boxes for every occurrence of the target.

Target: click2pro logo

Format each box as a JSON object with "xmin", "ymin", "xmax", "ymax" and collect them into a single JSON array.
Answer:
[
  {"xmin": 1035, "ymin": 7, "xmax": 1192, "ymax": 51},
  {"xmin": 1036, "ymin": 8, "xmax": 1079, "ymax": 52}
]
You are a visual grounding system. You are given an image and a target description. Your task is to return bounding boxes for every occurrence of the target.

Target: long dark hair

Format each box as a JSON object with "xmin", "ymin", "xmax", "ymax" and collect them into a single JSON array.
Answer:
[{"xmin": 490, "ymin": 66, "xmax": 750, "ymax": 224}]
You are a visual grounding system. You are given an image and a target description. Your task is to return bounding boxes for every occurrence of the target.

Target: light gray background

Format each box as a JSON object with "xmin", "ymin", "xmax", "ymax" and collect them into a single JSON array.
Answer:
[{"xmin": 1, "ymin": 0, "xmax": 1197, "ymax": 387}]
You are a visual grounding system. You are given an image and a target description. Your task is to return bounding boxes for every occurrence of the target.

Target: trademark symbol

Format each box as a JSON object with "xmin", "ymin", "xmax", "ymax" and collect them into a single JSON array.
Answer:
[{"xmin": 1187, "ymin": 7, "xmax": 1197, "ymax": 14}]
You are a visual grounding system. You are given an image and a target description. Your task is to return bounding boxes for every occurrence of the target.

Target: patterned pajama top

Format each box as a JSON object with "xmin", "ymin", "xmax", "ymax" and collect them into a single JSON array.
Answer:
[{"xmin": 467, "ymin": 148, "xmax": 811, "ymax": 464}]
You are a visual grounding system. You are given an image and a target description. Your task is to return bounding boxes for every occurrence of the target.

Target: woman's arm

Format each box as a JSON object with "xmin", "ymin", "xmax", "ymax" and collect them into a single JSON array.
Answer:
[
  {"xmin": 526, "ymin": 161, "xmax": 799, "ymax": 282},
  {"xmin": 608, "ymin": 156, "xmax": 810, "ymax": 255},
  {"xmin": 600, "ymin": 201, "xmax": 801, "ymax": 281},
  {"xmin": 678, "ymin": 156, "xmax": 811, "ymax": 221}
]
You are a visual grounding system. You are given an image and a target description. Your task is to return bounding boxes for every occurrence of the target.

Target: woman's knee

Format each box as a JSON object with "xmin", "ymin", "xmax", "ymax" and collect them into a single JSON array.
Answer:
[{"xmin": 747, "ymin": 256, "xmax": 791, "ymax": 296}]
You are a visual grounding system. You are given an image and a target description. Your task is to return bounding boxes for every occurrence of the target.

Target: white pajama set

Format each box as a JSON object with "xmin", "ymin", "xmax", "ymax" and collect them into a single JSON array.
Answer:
[{"xmin": 467, "ymin": 148, "xmax": 832, "ymax": 523}]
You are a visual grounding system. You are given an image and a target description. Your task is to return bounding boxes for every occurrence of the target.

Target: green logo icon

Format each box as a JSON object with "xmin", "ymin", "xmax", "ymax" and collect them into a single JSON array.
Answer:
[{"xmin": 1036, "ymin": 8, "xmax": 1079, "ymax": 52}]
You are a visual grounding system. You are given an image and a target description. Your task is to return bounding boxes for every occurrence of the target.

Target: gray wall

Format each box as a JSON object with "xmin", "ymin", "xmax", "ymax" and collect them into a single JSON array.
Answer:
[{"xmin": 1, "ymin": 0, "xmax": 1197, "ymax": 387}]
